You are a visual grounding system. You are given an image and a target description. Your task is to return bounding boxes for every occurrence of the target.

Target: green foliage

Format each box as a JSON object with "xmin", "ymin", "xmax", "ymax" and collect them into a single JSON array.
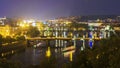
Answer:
[
  {"xmin": 0, "ymin": 34, "xmax": 2, "ymax": 45},
  {"xmin": 4, "ymin": 36, "xmax": 13, "ymax": 43},
  {"xmin": 65, "ymin": 37, "xmax": 120, "ymax": 68},
  {"xmin": 2, "ymin": 36, "xmax": 17, "ymax": 44},
  {"xmin": 15, "ymin": 35, "xmax": 25, "ymax": 41},
  {"xmin": 26, "ymin": 26, "xmax": 40, "ymax": 37}
]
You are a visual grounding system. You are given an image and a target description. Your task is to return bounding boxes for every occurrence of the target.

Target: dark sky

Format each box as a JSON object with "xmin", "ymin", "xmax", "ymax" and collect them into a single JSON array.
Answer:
[{"xmin": 0, "ymin": 0, "xmax": 120, "ymax": 20}]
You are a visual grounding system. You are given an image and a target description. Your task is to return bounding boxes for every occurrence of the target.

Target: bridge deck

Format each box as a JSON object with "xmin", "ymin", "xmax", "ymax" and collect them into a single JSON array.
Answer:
[{"xmin": 26, "ymin": 37, "xmax": 101, "ymax": 40}]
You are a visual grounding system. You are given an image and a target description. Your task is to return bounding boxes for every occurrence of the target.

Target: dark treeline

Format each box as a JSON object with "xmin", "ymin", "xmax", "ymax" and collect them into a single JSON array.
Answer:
[{"xmin": 0, "ymin": 34, "xmax": 26, "ymax": 58}]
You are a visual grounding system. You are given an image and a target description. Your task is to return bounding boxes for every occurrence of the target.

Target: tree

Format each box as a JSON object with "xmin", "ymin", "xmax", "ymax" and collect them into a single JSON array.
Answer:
[
  {"xmin": 15, "ymin": 35, "xmax": 25, "ymax": 41},
  {"xmin": 26, "ymin": 26, "xmax": 40, "ymax": 37},
  {"xmin": 5, "ymin": 36, "xmax": 13, "ymax": 43},
  {"xmin": 0, "ymin": 34, "xmax": 2, "ymax": 46}
]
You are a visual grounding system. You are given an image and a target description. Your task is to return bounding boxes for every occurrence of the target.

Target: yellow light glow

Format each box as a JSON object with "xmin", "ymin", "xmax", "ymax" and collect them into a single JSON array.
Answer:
[
  {"xmin": 63, "ymin": 50, "xmax": 75, "ymax": 57},
  {"xmin": 66, "ymin": 21, "xmax": 71, "ymax": 24},
  {"xmin": 73, "ymin": 28, "xmax": 76, "ymax": 31},
  {"xmin": 46, "ymin": 47, "xmax": 51, "ymax": 57},
  {"xmin": 1, "ymin": 53, "xmax": 4, "ymax": 57},
  {"xmin": 63, "ymin": 46, "xmax": 75, "ymax": 52},
  {"xmin": 12, "ymin": 50, "xmax": 14, "ymax": 54},
  {"xmin": 26, "ymin": 24, "xmax": 29, "ymax": 27},
  {"xmin": 70, "ymin": 52, "xmax": 73, "ymax": 61},
  {"xmin": 70, "ymin": 33, "xmax": 73, "ymax": 37},
  {"xmin": 20, "ymin": 24, "xmax": 25, "ymax": 27},
  {"xmin": 0, "ymin": 25, "xmax": 17, "ymax": 37}
]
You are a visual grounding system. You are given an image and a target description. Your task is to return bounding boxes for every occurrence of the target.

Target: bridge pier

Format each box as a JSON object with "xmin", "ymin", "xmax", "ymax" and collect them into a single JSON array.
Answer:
[
  {"xmin": 73, "ymin": 35, "xmax": 76, "ymax": 47},
  {"xmin": 89, "ymin": 38, "xmax": 94, "ymax": 49},
  {"xmin": 82, "ymin": 35, "xmax": 85, "ymax": 49},
  {"xmin": 55, "ymin": 40, "xmax": 58, "ymax": 47},
  {"xmin": 61, "ymin": 40, "xmax": 63, "ymax": 47},
  {"xmin": 58, "ymin": 40, "xmax": 61, "ymax": 47}
]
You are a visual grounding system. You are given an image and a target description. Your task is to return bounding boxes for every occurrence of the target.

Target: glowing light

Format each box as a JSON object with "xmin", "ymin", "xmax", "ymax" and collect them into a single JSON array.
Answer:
[
  {"xmin": 26, "ymin": 24, "xmax": 29, "ymax": 27},
  {"xmin": 89, "ymin": 32, "xmax": 93, "ymax": 38},
  {"xmin": 89, "ymin": 40, "xmax": 93, "ymax": 49},
  {"xmin": 63, "ymin": 50, "xmax": 75, "ymax": 57},
  {"xmin": 96, "ymin": 54, "xmax": 99, "ymax": 59},
  {"xmin": 70, "ymin": 52, "xmax": 73, "ymax": 61},
  {"xmin": 88, "ymin": 23, "xmax": 103, "ymax": 26},
  {"xmin": 12, "ymin": 50, "xmax": 14, "ymax": 54},
  {"xmin": 1, "ymin": 53, "xmax": 4, "ymax": 57},
  {"xmin": 66, "ymin": 21, "xmax": 71, "ymax": 24},
  {"xmin": 23, "ymin": 20, "xmax": 35, "ymax": 23},
  {"xmin": 46, "ymin": 47, "xmax": 51, "ymax": 57},
  {"xmin": 105, "ymin": 25, "xmax": 110, "ymax": 30},
  {"xmin": 20, "ymin": 24, "xmax": 25, "ymax": 27},
  {"xmin": 33, "ymin": 45, "xmax": 36, "ymax": 48},
  {"xmin": 81, "ymin": 47, "xmax": 84, "ymax": 51},
  {"xmin": 32, "ymin": 23, "xmax": 36, "ymax": 26},
  {"xmin": 63, "ymin": 46, "xmax": 75, "ymax": 58},
  {"xmin": 70, "ymin": 33, "xmax": 73, "ymax": 37},
  {"xmin": 62, "ymin": 46, "xmax": 75, "ymax": 52}
]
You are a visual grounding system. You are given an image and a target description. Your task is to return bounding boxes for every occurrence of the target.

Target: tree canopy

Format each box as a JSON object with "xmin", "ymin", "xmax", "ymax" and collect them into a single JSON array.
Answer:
[{"xmin": 26, "ymin": 26, "xmax": 40, "ymax": 37}]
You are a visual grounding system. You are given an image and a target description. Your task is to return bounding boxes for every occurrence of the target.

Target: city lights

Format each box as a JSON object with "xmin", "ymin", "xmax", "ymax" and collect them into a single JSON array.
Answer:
[{"xmin": 0, "ymin": 0, "xmax": 120, "ymax": 68}]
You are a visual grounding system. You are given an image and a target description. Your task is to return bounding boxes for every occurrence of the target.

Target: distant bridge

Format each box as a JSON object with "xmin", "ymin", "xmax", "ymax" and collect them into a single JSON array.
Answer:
[
  {"xmin": 26, "ymin": 37, "xmax": 101, "ymax": 40},
  {"xmin": 26, "ymin": 37, "xmax": 102, "ymax": 48}
]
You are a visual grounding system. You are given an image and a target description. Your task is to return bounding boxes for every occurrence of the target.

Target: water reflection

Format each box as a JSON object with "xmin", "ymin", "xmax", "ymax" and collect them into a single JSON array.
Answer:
[
  {"xmin": 70, "ymin": 52, "xmax": 73, "ymax": 61},
  {"xmin": 9, "ymin": 46, "xmax": 76, "ymax": 67},
  {"xmin": 46, "ymin": 47, "xmax": 51, "ymax": 57},
  {"xmin": 1, "ymin": 50, "xmax": 15, "ymax": 57}
]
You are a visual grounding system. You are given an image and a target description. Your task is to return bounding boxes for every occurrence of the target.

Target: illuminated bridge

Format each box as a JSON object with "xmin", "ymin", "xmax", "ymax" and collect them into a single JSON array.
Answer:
[
  {"xmin": 26, "ymin": 37, "xmax": 101, "ymax": 49},
  {"xmin": 26, "ymin": 37, "xmax": 101, "ymax": 40},
  {"xmin": 26, "ymin": 24, "xmax": 116, "ymax": 49}
]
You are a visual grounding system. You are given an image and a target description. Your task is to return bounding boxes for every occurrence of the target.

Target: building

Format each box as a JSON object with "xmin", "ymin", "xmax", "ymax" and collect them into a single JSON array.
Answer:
[{"xmin": 0, "ymin": 17, "xmax": 6, "ymax": 25}]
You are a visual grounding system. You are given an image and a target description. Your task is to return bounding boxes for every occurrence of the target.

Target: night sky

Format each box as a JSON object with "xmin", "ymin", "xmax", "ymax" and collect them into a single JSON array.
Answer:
[{"xmin": 0, "ymin": 0, "xmax": 120, "ymax": 20}]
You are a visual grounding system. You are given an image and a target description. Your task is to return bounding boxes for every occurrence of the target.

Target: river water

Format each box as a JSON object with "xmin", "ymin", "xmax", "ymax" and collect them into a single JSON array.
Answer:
[
  {"xmin": 8, "ymin": 40, "xmax": 100, "ymax": 68},
  {"xmin": 9, "ymin": 46, "xmax": 76, "ymax": 68}
]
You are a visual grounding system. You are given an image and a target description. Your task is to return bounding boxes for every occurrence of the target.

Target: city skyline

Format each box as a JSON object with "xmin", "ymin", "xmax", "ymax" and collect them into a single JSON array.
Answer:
[{"xmin": 0, "ymin": 0, "xmax": 120, "ymax": 20}]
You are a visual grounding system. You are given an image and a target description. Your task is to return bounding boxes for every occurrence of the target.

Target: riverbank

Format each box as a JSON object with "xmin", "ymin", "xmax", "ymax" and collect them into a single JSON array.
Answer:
[{"xmin": 0, "ymin": 41, "xmax": 26, "ymax": 58}]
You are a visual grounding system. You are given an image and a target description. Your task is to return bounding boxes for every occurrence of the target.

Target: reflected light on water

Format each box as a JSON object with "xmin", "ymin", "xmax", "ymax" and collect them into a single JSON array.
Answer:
[
  {"xmin": 12, "ymin": 50, "xmax": 14, "ymax": 54},
  {"xmin": 63, "ymin": 50, "xmax": 75, "ymax": 57},
  {"xmin": 70, "ymin": 52, "xmax": 73, "ymax": 62},
  {"xmin": 62, "ymin": 46, "xmax": 75, "ymax": 52},
  {"xmin": 62, "ymin": 46, "xmax": 75, "ymax": 61},
  {"xmin": 1, "ymin": 53, "xmax": 4, "ymax": 57},
  {"xmin": 55, "ymin": 49, "xmax": 57, "ymax": 53},
  {"xmin": 46, "ymin": 47, "xmax": 51, "ymax": 58}
]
